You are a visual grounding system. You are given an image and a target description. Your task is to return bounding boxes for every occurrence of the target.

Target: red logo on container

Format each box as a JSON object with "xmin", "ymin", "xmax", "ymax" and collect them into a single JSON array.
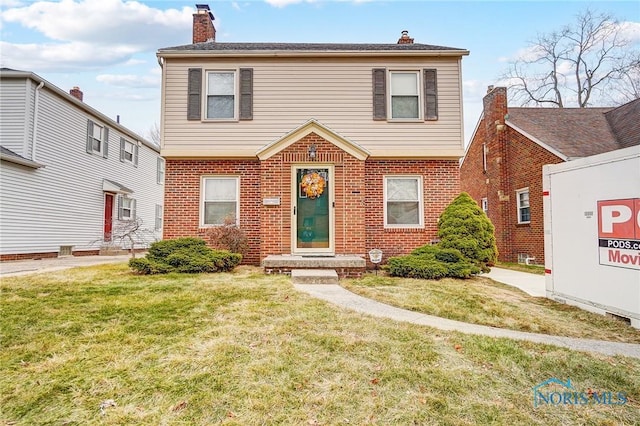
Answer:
[{"xmin": 597, "ymin": 199, "xmax": 640, "ymax": 239}]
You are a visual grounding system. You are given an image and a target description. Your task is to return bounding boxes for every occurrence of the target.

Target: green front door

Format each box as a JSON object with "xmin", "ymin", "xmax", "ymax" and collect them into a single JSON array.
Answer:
[{"xmin": 294, "ymin": 167, "xmax": 332, "ymax": 253}]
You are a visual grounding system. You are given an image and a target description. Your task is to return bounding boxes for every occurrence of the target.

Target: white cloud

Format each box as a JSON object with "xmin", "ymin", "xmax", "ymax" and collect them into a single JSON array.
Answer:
[
  {"xmin": 617, "ymin": 20, "xmax": 640, "ymax": 42},
  {"xmin": 0, "ymin": 40, "xmax": 138, "ymax": 71},
  {"xmin": 96, "ymin": 73, "xmax": 160, "ymax": 88},
  {"xmin": 0, "ymin": 0, "xmax": 193, "ymax": 50}
]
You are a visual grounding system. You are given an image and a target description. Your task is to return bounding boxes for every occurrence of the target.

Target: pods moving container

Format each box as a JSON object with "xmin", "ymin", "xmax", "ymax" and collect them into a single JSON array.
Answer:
[{"xmin": 543, "ymin": 145, "xmax": 640, "ymax": 329}]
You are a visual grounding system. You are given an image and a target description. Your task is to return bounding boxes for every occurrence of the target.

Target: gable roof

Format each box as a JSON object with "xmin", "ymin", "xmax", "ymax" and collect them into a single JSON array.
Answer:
[
  {"xmin": 0, "ymin": 68, "xmax": 159, "ymax": 153},
  {"xmin": 256, "ymin": 119, "xmax": 370, "ymax": 161},
  {"xmin": 158, "ymin": 42, "xmax": 469, "ymax": 58},
  {"xmin": 604, "ymin": 97, "xmax": 640, "ymax": 149},
  {"xmin": 505, "ymin": 105, "xmax": 636, "ymax": 159}
]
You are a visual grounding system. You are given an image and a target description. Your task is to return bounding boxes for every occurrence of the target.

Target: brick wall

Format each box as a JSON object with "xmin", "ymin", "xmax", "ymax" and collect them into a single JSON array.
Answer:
[
  {"xmin": 460, "ymin": 87, "xmax": 563, "ymax": 263},
  {"xmin": 163, "ymin": 159, "xmax": 262, "ymax": 264},
  {"xmin": 165, "ymin": 133, "xmax": 460, "ymax": 266}
]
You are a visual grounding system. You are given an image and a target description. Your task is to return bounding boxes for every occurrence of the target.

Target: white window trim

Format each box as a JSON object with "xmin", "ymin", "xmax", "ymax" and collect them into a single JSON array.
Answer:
[
  {"xmin": 155, "ymin": 204, "xmax": 163, "ymax": 231},
  {"xmin": 205, "ymin": 69, "xmax": 238, "ymax": 122},
  {"xmin": 388, "ymin": 70, "xmax": 422, "ymax": 122},
  {"xmin": 383, "ymin": 175, "xmax": 424, "ymax": 229},
  {"xmin": 200, "ymin": 175, "xmax": 240, "ymax": 227},
  {"xmin": 481, "ymin": 197, "xmax": 488, "ymax": 214},
  {"xmin": 516, "ymin": 187, "xmax": 530, "ymax": 224},
  {"xmin": 122, "ymin": 139, "xmax": 135, "ymax": 164},
  {"xmin": 157, "ymin": 158, "xmax": 165, "ymax": 185},
  {"xmin": 119, "ymin": 196, "xmax": 135, "ymax": 221},
  {"xmin": 90, "ymin": 122, "xmax": 104, "ymax": 155}
]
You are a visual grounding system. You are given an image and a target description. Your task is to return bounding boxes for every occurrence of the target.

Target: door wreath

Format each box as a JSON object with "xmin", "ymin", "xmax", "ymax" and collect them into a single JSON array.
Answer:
[{"xmin": 300, "ymin": 172, "xmax": 326, "ymax": 199}]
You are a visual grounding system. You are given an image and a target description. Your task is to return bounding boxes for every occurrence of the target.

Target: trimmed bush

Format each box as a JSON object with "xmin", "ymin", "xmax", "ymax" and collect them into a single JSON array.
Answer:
[
  {"xmin": 387, "ymin": 245, "xmax": 479, "ymax": 280},
  {"xmin": 129, "ymin": 237, "xmax": 242, "ymax": 275},
  {"xmin": 437, "ymin": 192, "xmax": 498, "ymax": 272}
]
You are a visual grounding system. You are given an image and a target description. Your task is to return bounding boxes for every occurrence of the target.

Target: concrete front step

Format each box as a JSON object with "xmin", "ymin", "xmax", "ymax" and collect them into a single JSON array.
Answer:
[
  {"xmin": 262, "ymin": 255, "xmax": 366, "ymax": 278},
  {"xmin": 291, "ymin": 269, "xmax": 339, "ymax": 285}
]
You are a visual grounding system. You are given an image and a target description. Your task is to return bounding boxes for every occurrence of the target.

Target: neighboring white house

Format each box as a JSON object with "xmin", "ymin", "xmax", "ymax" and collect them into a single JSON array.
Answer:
[{"xmin": 0, "ymin": 68, "xmax": 165, "ymax": 260}]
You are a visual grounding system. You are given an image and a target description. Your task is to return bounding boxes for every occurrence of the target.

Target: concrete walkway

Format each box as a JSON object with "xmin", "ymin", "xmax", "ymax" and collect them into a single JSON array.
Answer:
[
  {"xmin": 484, "ymin": 267, "xmax": 546, "ymax": 297},
  {"xmin": 0, "ymin": 255, "xmax": 131, "ymax": 277},
  {"xmin": 294, "ymin": 283, "xmax": 640, "ymax": 359}
]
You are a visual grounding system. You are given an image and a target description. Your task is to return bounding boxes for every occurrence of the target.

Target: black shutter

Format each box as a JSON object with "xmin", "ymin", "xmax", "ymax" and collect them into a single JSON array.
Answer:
[
  {"xmin": 86, "ymin": 120, "xmax": 93, "ymax": 153},
  {"xmin": 239, "ymin": 68, "xmax": 253, "ymax": 120},
  {"xmin": 424, "ymin": 69, "xmax": 438, "ymax": 121},
  {"xmin": 187, "ymin": 68, "xmax": 202, "ymax": 120},
  {"xmin": 120, "ymin": 137, "xmax": 125, "ymax": 162},
  {"xmin": 372, "ymin": 68, "xmax": 387, "ymax": 120},
  {"xmin": 133, "ymin": 144, "xmax": 139, "ymax": 167},
  {"xmin": 103, "ymin": 128, "xmax": 109, "ymax": 158}
]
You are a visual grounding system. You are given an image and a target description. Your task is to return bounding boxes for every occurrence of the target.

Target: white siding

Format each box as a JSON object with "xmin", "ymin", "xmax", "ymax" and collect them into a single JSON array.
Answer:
[
  {"xmin": 0, "ymin": 79, "xmax": 164, "ymax": 256},
  {"xmin": 161, "ymin": 56, "xmax": 465, "ymax": 158},
  {"xmin": 0, "ymin": 78, "xmax": 31, "ymax": 156}
]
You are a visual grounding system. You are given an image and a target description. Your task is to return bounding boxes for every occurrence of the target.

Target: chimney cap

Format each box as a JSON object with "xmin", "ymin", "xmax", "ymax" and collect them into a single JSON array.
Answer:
[{"xmin": 195, "ymin": 3, "xmax": 214, "ymax": 20}]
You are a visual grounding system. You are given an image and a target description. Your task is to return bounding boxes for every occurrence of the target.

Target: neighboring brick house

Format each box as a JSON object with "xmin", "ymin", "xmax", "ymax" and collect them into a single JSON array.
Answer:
[
  {"xmin": 460, "ymin": 86, "xmax": 639, "ymax": 264},
  {"xmin": 157, "ymin": 5, "xmax": 468, "ymax": 268}
]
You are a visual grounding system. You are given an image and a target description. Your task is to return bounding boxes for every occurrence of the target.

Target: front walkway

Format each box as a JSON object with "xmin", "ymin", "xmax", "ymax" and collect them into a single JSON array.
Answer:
[
  {"xmin": 294, "ymin": 284, "xmax": 640, "ymax": 359},
  {"xmin": 484, "ymin": 267, "xmax": 546, "ymax": 297}
]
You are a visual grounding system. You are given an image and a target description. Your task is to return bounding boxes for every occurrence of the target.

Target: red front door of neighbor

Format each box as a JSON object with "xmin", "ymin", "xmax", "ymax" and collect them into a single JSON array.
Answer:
[{"xmin": 104, "ymin": 193, "xmax": 114, "ymax": 241}]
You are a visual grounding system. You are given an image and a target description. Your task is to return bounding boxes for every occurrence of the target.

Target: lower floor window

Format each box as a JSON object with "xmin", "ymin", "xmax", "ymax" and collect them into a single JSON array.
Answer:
[
  {"xmin": 384, "ymin": 176, "xmax": 424, "ymax": 228},
  {"xmin": 155, "ymin": 204, "xmax": 163, "ymax": 231},
  {"xmin": 118, "ymin": 196, "xmax": 136, "ymax": 221},
  {"xmin": 516, "ymin": 188, "xmax": 530, "ymax": 223},
  {"xmin": 202, "ymin": 176, "xmax": 239, "ymax": 226}
]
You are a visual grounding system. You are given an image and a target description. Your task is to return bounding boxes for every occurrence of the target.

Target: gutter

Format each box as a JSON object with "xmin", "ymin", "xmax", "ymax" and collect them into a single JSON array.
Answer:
[{"xmin": 156, "ymin": 49, "xmax": 470, "ymax": 59}]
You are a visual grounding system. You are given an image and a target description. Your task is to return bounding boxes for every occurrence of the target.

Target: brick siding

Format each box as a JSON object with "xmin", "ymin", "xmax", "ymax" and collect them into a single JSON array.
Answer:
[{"xmin": 165, "ymin": 132, "xmax": 460, "ymax": 266}]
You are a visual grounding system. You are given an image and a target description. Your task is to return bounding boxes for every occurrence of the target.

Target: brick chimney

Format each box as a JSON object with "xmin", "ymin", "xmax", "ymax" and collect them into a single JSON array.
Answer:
[
  {"xmin": 193, "ymin": 4, "xmax": 215, "ymax": 44},
  {"xmin": 483, "ymin": 86, "xmax": 508, "ymax": 134},
  {"xmin": 397, "ymin": 30, "xmax": 414, "ymax": 44},
  {"xmin": 69, "ymin": 86, "xmax": 83, "ymax": 101}
]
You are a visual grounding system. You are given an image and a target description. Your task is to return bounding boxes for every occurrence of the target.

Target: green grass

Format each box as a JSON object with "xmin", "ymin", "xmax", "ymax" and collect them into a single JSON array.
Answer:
[
  {"xmin": 342, "ymin": 274, "xmax": 640, "ymax": 343},
  {"xmin": 496, "ymin": 261, "xmax": 545, "ymax": 275},
  {"xmin": 2, "ymin": 264, "xmax": 640, "ymax": 425}
]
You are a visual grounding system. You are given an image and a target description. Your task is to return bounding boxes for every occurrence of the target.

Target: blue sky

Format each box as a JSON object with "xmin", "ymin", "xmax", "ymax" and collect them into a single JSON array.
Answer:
[{"xmin": 1, "ymin": 0, "xmax": 639, "ymax": 143}]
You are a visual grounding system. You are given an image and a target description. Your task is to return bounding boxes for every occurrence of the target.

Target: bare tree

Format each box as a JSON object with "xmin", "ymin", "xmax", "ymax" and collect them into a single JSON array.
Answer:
[
  {"xmin": 147, "ymin": 122, "xmax": 161, "ymax": 147},
  {"xmin": 95, "ymin": 217, "xmax": 158, "ymax": 258},
  {"xmin": 502, "ymin": 9, "xmax": 640, "ymax": 107}
]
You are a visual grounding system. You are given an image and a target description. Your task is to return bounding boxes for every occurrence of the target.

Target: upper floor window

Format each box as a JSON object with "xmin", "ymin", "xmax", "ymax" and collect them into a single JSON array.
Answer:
[
  {"xmin": 384, "ymin": 176, "xmax": 424, "ymax": 228},
  {"xmin": 120, "ymin": 138, "xmax": 138, "ymax": 166},
  {"xmin": 157, "ymin": 158, "xmax": 165, "ymax": 184},
  {"xmin": 390, "ymin": 72, "xmax": 420, "ymax": 119},
  {"xmin": 201, "ymin": 176, "xmax": 239, "ymax": 226},
  {"xmin": 207, "ymin": 71, "xmax": 236, "ymax": 120},
  {"xmin": 516, "ymin": 188, "xmax": 530, "ymax": 224},
  {"xmin": 188, "ymin": 68, "xmax": 253, "ymax": 121},
  {"xmin": 86, "ymin": 120, "xmax": 109, "ymax": 158},
  {"xmin": 373, "ymin": 68, "xmax": 438, "ymax": 121}
]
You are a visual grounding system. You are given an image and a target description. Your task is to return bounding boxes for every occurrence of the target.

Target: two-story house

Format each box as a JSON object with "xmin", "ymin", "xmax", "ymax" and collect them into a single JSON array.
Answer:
[
  {"xmin": 460, "ymin": 86, "xmax": 640, "ymax": 264},
  {"xmin": 157, "ymin": 5, "xmax": 468, "ymax": 271},
  {"xmin": 0, "ymin": 68, "xmax": 165, "ymax": 260}
]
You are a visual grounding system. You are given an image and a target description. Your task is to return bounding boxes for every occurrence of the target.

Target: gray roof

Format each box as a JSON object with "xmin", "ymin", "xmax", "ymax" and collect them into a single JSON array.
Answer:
[
  {"xmin": 159, "ymin": 41, "xmax": 467, "ymax": 53},
  {"xmin": 506, "ymin": 100, "xmax": 639, "ymax": 159},
  {"xmin": 0, "ymin": 145, "xmax": 44, "ymax": 168}
]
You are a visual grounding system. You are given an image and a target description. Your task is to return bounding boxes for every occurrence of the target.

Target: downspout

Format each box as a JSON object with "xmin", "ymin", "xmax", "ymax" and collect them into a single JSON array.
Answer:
[{"xmin": 32, "ymin": 81, "xmax": 45, "ymax": 162}]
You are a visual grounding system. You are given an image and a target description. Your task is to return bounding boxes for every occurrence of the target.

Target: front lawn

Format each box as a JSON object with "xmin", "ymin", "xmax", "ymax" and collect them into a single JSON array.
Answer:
[
  {"xmin": 342, "ymin": 274, "xmax": 640, "ymax": 343},
  {"xmin": 2, "ymin": 264, "xmax": 639, "ymax": 425}
]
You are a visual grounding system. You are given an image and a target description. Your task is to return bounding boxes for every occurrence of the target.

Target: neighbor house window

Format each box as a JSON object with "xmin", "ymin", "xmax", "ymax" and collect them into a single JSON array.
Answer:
[
  {"xmin": 206, "ymin": 71, "xmax": 236, "ymax": 119},
  {"xmin": 201, "ymin": 176, "xmax": 239, "ymax": 226},
  {"xmin": 516, "ymin": 188, "xmax": 530, "ymax": 224},
  {"xmin": 481, "ymin": 197, "xmax": 488, "ymax": 214},
  {"xmin": 157, "ymin": 158, "xmax": 165, "ymax": 184},
  {"xmin": 155, "ymin": 204, "xmax": 163, "ymax": 231},
  {"xmin": 86, "ymin": 120, "xmax": 109, "ymax": 157},
  {"xmin": 120, "ymin": 138, "xmax": 138, "ymax": 165},
  {"xmin": 390, "ymin": 71, "xmax": 420, "ymax": 119},
  {"xmin": 118, "ymin": 196, "xmax": 136, "ymax": 221},
  {"xmin": 384, "ymin": 176, "xmax": 424, "ymax": 228}
]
